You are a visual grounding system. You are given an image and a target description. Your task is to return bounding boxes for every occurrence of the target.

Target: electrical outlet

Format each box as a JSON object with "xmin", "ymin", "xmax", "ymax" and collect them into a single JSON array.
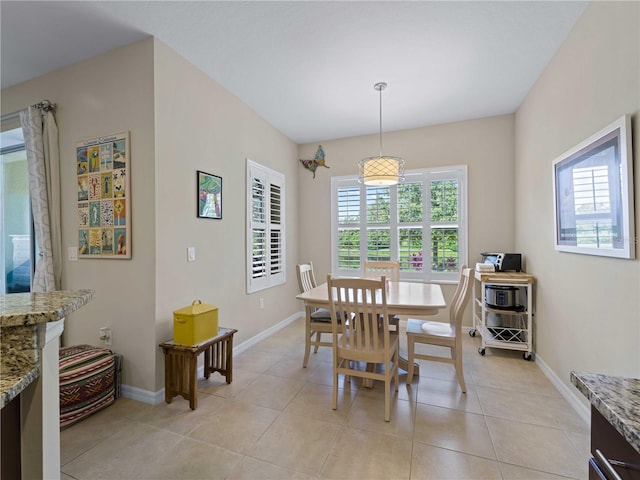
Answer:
[
  {"xmin": 99, "ymin": 327, "xmax": 112, "ymax": 346},
  {"xmin": 259, "ymin": 298, "xmax": 264, "ymax": 309}
]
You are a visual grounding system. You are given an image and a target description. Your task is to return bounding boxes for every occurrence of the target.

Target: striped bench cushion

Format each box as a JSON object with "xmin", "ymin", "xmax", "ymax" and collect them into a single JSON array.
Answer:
[{"xmin": 59, "ymin": 344, "xmax": 116, "ymax": 428}]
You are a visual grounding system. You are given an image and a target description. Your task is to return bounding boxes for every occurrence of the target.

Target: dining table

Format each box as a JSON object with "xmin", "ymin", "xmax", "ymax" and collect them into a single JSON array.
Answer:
[{"xmin": 296, "ymin": 280, "xmax": 447, "ymax": 377}]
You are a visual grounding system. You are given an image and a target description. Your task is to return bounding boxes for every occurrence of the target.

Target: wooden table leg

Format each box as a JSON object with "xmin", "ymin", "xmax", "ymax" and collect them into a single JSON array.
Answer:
[
  {"xmin": 189, "ymin": 352, "xmax": 197, "ymax": 410},
  {"xmin": 398, "ymin": 355, "xmax": 419, "ymax": 376},
  {"xmin": 204, "ymin": 347, "xmax": 211, "ymax": 380},
  {"xmin": 163, "ymin": 348, "xmax": 173, "ymax": 404},
  {"xmin": 225, "ymin": 334, "xmax": 234, "ymax": 383}
]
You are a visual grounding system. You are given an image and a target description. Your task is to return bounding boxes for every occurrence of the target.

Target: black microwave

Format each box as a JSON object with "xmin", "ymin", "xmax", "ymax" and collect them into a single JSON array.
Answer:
[{"xmin": 481, "ymin": 253, "xmax": 522, "ymax": 272}]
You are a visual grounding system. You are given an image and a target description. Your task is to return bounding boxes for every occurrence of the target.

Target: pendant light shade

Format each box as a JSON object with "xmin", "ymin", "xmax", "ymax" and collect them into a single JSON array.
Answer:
[
  {"xmin": 359, "ymin": 155, "xmax": 404, "ymax": 186},
  {"xmin": 358, "ymin": 82, "xmax": 404, "ymax": 186}
]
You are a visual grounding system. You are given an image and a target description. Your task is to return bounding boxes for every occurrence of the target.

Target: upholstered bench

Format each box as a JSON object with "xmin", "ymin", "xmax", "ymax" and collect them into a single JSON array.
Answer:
[{"xmin": 59, "ymin": 344, "xmax": 122, "ymax": 428}]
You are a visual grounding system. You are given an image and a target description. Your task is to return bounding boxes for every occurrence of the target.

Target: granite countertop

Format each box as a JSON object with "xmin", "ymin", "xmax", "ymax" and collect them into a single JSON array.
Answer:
[
  {"xmin": 0, "ymin": 289, "xmax": 95, "ymax": 408},
  {"xmin": 571, "ymin": 371, "xmax": 640, "ymax": 454},
  {"xmin": 0, "ymin": 289, "xmax": 95, "ymax": 327},
  {"xmin": 1, "ymin": 325, "xmax": 40, "ymax": 408}
]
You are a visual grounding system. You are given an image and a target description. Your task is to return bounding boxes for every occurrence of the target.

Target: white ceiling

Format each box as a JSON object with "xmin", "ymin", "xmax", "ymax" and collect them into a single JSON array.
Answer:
[{"xmin": 1, "ymin": 1, "xmax": 589, "ymax": 144}]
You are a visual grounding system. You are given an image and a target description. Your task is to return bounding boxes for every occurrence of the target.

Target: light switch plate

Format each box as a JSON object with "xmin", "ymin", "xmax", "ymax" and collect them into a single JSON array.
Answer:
[
  {"xmin": 187, "ymin": 247, "xmax": 196, "ymax": 262},
  {"xmin": 68, "ymin": 247, "xmax": 78, "ymax": 261}
]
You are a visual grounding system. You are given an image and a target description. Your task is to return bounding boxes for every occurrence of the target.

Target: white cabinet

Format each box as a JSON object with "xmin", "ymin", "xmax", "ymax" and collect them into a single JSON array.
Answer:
[{"xmin": 471, "ymin": 271, "xmax": 535, "ymax": 360}]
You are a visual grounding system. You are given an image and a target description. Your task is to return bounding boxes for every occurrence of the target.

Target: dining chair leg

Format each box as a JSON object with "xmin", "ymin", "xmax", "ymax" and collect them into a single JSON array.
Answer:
[
  {"xmin": 406, "ymin": 337, "xmax": 415, "ymax": 384},
  {"xmin": 313, "ymin": 331, "xmax": 321, "ymax": 353},
  {"xmin": 454, "ymin": 346, "xmax": 467, "ymax": 393},
  {"xmin": 332, "ymin": 362, "xmax": 339, "ymax": 411},
  {"xmin": 303, "ymin": 329, "xmax": 312, "ymax": 368},
  {"xmin": 394, "ymin": 349, "xmax": 399, "ymax": 392},
  {"xmin": 384, "ymin": 372, "xmax": 390, "ymax": 422}
]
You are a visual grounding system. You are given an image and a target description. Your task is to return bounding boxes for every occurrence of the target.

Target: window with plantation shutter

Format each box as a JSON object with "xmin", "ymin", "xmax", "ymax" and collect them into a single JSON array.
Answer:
[
  {"xmin": 247, "ymin": 159, "xmax": 285, "ymax": 293},
  {"xmin": 331, "ymin": 165, "xmax": 467, "ymax": 282}
]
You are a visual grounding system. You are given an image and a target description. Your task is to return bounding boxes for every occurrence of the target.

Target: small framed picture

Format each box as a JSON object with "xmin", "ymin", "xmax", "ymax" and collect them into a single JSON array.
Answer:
[{"xmin": 197, "ymin": 170, "xmax": 222, "ymax": 219}]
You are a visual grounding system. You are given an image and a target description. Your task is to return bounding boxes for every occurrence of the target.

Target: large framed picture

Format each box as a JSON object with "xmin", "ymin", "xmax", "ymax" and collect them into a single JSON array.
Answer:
[
  {"xmin": 552, "ymin": 115, "xmax": 634, "ymax": 259},
  {"xmin": 76, "ymin": 131, "xmax": 131, "ymax": 259},
  {"xmin": 197, "ymin": 170, "xmax": 222, "ymax": 219}
]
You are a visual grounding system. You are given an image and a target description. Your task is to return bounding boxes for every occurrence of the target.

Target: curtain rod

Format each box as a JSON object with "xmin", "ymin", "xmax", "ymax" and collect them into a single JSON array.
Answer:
[
  {"xmin": 0, "ymin": 110, "xmax": 21, "ymax": 123},
  {"xmin": 1, "ymin": 99, "xmax": 56, "ymax": 123}
]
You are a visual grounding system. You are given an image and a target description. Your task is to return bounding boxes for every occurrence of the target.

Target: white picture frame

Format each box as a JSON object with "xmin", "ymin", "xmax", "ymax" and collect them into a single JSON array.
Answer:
[{"xmin": 552, "ymin": 115, "xmax": 634, "ymax": 259}]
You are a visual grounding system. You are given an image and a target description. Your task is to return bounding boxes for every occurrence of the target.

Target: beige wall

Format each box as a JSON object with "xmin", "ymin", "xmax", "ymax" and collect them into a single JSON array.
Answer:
[
  {"xmin": 1, "ymin": 38, "xmax": 301, "ymax": 394},
  {"xmin": 152, "ymin": 40, "xmax": 300, "ymax": 390},
  {"xmin": 1, "ymin": 39, "xmax": 158, "ymax": 392},
  {"xmin": 298, "ymin": 114, "xmax": 516, "ymax": 317},
  {"xmin": 515, "ymin": 0, "xmax": 640, "ymax": 399}
]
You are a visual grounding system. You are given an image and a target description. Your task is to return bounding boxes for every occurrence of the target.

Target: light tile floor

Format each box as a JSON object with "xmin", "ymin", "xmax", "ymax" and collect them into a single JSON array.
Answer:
[{"xmin": 61, "ymin": 318, "xmax": 590, "ymax": 479}]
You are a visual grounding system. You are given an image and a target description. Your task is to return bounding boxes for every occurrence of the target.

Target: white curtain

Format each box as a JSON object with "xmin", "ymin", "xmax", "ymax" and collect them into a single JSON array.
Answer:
[{"xmin": 20, "ymin": 106, "xmax": 61, "ymax": 292}]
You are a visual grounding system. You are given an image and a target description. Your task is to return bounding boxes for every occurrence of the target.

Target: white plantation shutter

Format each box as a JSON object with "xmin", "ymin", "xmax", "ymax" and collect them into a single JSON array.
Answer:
[
  {"xmin": 251, "ymin": 173, "xmax": 267, "ymax": 283},
  {"xmin": 269, "ymin": 181, "xmax": 284, "ymax": 280},
  {"xmin": 331, "ymin": 165, "xmax": 467, "ymax": 282},
  {"xmin": 247, "ymin": 159, "xmax": 285, "ymax": 293}
]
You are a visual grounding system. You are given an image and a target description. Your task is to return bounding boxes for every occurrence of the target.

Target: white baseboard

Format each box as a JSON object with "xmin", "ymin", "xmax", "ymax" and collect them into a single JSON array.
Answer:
[
  {"xmin": 232, "ymin": 312, "xmax": 300, "ymax": 356},
  {"xmin": 121, "ymin": 384, "xmax": 164, "ymax": 405},
  {"xmin": 535, "ymin": 353, "xmax": 590, "ymax": 426},
  {"xmin": 120, "ymin": 312, "xmax": 302, "ymax": 405}
]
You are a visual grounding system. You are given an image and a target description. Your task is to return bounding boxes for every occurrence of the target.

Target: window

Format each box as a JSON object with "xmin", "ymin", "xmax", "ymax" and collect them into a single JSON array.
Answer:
[
  {"xmin": 246, "ymin": 159, "xmax": 285, "ymax": 293},
  {"xmin": 0, "ymin": 126, "xmax": 34, "ymax": 293},
  {"xmin": 331, "ymin": 165, "xmax": 467, "ymax": 282}
]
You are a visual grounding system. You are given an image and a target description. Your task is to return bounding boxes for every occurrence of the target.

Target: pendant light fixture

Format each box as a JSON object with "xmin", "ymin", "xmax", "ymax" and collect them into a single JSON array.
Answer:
[{"xmin": 358, "ymin": 82, "xmax": 404, "ymax": 186}]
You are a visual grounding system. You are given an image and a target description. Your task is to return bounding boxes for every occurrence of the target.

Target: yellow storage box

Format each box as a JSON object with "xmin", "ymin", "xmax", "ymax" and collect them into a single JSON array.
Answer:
[{"xmin": 173, "ymin": 300, "xmax": 219, "ymax": 346}]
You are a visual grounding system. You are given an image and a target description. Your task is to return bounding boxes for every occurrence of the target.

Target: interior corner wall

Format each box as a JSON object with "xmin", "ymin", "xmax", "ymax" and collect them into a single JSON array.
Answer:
[
  {"xmin": 515, "ymin": 0, "xmax": 640, "ymax": 397},
  {"xmin": 152, "ymin": 40, "xmax": 300, "ymax": 392},
  {"xmin": 297, "ymin": 114, "xmax": 516, "ymax": 321},
  {"xmin": 1, "ymin": 39, "xmax": 158, "ymax": 392}
]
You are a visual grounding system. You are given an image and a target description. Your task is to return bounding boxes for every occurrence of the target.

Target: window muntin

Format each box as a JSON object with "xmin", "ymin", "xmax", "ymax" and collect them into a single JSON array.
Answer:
[{"xmin": 331, "ymin": 166, "xmax": 467, "ymax": 282}]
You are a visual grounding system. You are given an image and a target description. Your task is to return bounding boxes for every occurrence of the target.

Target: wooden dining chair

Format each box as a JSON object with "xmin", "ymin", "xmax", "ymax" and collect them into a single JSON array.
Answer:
[
  {"xmin": 363, "ymin": 260, "xmax": 401, "ymax": 331},
  {"xmin": 327, "ymin": 275, "xmax": 399, "ymax": 421},
  {"xmin": 363, "ymin": 260, "xmax": 400, "ymax": 282},
  {"xmin": 297, "ymin": 262, "xmax": 334, "ymax": 367},
  {"xmin": 405, "ymin": 266, "xmax": 472, "ymax": 392}
]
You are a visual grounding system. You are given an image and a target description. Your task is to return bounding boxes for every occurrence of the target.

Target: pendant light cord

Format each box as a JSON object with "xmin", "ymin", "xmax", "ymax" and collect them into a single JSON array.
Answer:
[
  {"xmin": 374, "ymin": 82, "xmax": 388, "ymax": 157},
  {"xmin": 378, "ymin": 85, "xmax": 383, "ymax": 157}
]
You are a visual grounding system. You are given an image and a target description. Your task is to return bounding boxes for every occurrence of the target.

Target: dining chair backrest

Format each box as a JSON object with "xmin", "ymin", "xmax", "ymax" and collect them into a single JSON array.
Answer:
[
  {"xmin": 296, "ymin": 262, "xmax": 317, "ymax": 294},
  {"xmin": 326, "ymin": 275, "xmax": 391, "ymax": 352},
  {"xmin": 448, "ymin": 264, "xmax": 468, "ymax": 325},
  {"xmin": 451, "ymin": 267, "xmax": 472, "ymax": 333},
  {"xmin": 363, "ymin": 260, "xmax": 400, "ymax": 282}
]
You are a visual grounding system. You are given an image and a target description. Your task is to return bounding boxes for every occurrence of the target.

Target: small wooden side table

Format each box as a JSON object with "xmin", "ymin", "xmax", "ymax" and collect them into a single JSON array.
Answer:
[{"xmin": 159, "ymin": 327, "xmax": 237, "ymax": 410}]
